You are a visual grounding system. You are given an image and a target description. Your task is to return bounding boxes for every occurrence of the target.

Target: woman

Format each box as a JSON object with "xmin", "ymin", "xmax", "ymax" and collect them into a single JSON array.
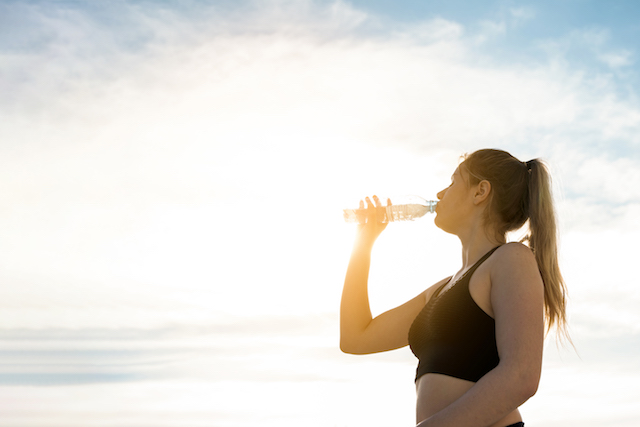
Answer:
[{"xmin": 340, "ymin": 149, "xmax": 569, "ymax": 427}]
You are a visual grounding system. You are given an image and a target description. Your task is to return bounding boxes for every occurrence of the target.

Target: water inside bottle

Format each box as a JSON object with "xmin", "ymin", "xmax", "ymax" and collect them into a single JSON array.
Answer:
[{"xmin": 343, "ymin": 196, "xmax": 437, "ymax": 223}]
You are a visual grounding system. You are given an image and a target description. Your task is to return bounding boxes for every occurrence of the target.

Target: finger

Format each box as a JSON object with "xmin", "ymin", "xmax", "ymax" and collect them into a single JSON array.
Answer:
[
  {"xmin": 366, "ymin": 196, "xmax": 379, "ymax": 224},
  {"xmin": 363, "ymin": 197, "xmax": 372, "ymax": 224},
  {"xmin": 365, "ymin": 197, "xmax": 373, "ymax": 209},
  {"xmin": 371, "ymin": 195, "xmax": 385, "ymax": 223},
  {"xmin": 387, "ymin": 198, "xmax": 392, "ymax": 206},
  {"xmin": 356, "ymin": 199, "xmax": 366, "ymax": 224}
]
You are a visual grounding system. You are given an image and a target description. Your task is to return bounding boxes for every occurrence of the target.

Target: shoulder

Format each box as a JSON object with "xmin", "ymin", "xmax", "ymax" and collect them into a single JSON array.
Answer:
[
  {"xmin": 492, "ymin": 242, "xmax": 536, "ymax": 267},
  {"xmin": 490, "ymin": 242, "xmax": 542, "ymax": 291}
]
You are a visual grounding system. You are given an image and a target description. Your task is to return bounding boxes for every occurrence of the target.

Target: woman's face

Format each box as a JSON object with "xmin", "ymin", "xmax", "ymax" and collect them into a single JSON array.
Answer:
[{"xmin": 434, "ymin": 166, "xmax": 476, "ymax": 233}]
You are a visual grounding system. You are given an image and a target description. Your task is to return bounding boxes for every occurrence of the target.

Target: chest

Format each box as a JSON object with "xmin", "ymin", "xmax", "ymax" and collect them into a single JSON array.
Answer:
[{"xmin": 436, "ymin": 263, "xmax": 494, "ymax": 319}]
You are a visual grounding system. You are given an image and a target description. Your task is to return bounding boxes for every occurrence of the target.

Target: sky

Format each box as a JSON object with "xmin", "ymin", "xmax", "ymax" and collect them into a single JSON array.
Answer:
[{"xmin": 0, "ymin": 0, "xmax": 639, "ymax": 426}]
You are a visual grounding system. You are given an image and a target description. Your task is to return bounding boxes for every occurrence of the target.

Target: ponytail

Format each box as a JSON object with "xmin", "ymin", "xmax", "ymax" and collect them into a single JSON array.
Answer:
[{"xmin": 525, "ymin": 159, "xmax": 570, "ymax": 341}]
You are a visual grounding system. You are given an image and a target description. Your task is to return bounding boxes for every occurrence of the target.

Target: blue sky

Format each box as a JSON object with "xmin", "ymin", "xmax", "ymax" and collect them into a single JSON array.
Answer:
[
  {"xmin": 352, "ymin": 0, "xmax": 640, "ymax": 97},
  {"xmin": 1, "ymin": 1, "xmax": 639, "ymax": 426}
]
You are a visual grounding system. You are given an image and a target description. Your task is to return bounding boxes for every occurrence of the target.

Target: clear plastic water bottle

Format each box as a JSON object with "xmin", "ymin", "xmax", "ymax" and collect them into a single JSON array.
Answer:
[{"xmin": 343, "ymin": 196, "xmax": 437, "ymax": 223}]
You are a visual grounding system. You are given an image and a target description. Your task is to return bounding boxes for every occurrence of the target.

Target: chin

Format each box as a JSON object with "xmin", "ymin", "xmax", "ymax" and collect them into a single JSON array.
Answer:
[
  {"xmin": 434, "ymin": 216, "xmax": 455, "ymax": 235},
  {"xmin": 434, "ymin": 214, "xmax": 444, "ymax": 230}
]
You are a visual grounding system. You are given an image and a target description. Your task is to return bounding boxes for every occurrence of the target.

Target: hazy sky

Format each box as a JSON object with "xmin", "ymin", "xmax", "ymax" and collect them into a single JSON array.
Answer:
[{"xmin": 1, "ymin": 1, "xmax": 639, "ymax": 426}]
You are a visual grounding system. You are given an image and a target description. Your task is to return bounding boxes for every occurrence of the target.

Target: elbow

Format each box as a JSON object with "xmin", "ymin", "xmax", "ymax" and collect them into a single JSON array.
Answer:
[
  {"xmin": 339, "ymin": 340, "xmax": 360, "ymax": 354},
  {"xmin": 506, "ymin": 378, "xmax": 538, "ymax": 407},
  {"xmin": 515, "ymin": 369, "xmax": 540, "ymax": 403},
  {"xmin": 497, "ymin": 363, "xmax": 540, "ymax": 404},
  {"xmin": 526, "ymin": 374, "xmax": 540, "ymax": 399},
  {"xmin": 523, "ymin": 363, "xmax": 542, "ymax": 399},
  {"xmin": 340, "ymin": 337, "xmax": 368, "ymax": 355},
  {"xmin": 340, "ymin": 343, "xmax": 354, "ymax": 354},
  {"xmin": 339, "ymin": 326, "xmax": 364, "ymax": 354},
  {"xmin": 339, "ymin": 334, "xmax": 353, "ymax": 354},
  {"xmin": 520, "ymin": 378, "xmax": 539, "ymax": 402}
]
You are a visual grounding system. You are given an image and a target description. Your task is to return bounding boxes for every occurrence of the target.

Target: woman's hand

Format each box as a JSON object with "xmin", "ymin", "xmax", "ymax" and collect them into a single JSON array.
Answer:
[{"xmin": 355, "ymin": 195, "xmax": 392, "ymax": 246}]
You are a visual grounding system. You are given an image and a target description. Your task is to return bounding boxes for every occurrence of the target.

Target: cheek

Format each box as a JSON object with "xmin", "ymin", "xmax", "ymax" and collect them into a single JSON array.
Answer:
[{"xmin": 440, "ymin": 188, "xmax": 453, "ymax": 201}]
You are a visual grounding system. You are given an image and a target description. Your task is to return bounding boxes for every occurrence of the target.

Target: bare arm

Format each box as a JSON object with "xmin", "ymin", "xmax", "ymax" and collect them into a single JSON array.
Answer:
[
  {"xmin": 340, "ymin": 196, "xmax": 445, "ymax": 354},
  {"xmin": 417, "ymin": 243, "xmax": 545, "ymax": 426}
]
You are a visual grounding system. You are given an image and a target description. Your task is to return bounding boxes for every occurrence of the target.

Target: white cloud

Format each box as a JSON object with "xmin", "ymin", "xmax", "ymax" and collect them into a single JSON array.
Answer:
[
  {"xmin": 598, "ymin": 50, "xmax": 633, "ymax": 68},
  {"xmin": 509, "ymin": 6, "xmax": 536, "ymax": 25},
  {"xmin": 1, "ymin": 0, "xmax": 638, "ymax": 333},
  {"xmin": 573, "ymin": 156, "xmax": 640, "ymax": 204},
  {"xmin": 477, "ymin": 19, "xmax": 507, "ymax": 40},
  {"xmin": 537, "ymin": 26, "xmax": 635, "ymax": 71},
  {"xmin": 394, "ymin": 17, "xmax": 465, "ymax": 44}
]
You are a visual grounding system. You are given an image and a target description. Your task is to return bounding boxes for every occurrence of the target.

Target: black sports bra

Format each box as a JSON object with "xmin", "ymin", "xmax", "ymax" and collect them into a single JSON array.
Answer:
[{"xmin": 408, "ymin": 247, "xmax": 501, "ymax": 382}]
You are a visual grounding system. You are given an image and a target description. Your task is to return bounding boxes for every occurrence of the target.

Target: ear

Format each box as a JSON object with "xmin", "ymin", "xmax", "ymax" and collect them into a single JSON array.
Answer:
[{"xmin": 473, "ymin": 180, "xmax": 491, "ymax": 205}]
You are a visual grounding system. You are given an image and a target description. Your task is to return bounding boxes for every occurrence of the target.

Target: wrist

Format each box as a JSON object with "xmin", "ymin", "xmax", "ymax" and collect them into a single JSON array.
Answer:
[{"xmin": 352, "ymin": 235, "xmax": 376, "ymax": 252}]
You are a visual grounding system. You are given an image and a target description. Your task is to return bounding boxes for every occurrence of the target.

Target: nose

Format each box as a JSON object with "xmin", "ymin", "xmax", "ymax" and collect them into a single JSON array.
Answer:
[{"xmin": 436, "ymin": 188, "xmax": 446, "ymax": 200}]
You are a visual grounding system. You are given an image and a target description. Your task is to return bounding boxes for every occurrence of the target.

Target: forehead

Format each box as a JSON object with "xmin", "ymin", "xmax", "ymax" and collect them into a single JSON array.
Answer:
[{"xmin": 452, "ymin": 164, "xmax": 472, "ymax": 184}]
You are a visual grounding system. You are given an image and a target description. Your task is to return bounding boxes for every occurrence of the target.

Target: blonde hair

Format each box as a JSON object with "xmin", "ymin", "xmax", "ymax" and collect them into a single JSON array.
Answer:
[{"xmin": 462, "ymin": 149, "xmax": 569, "ymax": 341}]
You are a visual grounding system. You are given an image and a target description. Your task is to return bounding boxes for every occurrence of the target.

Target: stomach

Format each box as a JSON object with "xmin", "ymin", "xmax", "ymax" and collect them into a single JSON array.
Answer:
[{"xmin": 415, "ymin": 373, "xmax": 522, "ymax": 427}]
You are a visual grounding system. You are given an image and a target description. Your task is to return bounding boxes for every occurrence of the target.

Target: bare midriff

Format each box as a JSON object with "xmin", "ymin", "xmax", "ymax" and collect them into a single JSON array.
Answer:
[{"xmin": 415, "ymin": 373, "xmax": 522, "ymax": 427}]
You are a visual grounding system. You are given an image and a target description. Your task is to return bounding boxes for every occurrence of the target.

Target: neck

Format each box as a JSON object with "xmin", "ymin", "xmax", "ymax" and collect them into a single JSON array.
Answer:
[{"xmin": 457, "ymin": 223, "xmax": 504, "ymax": 268}]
